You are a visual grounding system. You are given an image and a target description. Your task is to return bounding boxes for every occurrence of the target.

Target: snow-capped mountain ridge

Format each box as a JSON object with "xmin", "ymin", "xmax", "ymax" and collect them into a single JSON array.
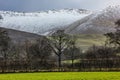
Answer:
[
  {"xmin": 0, "ymin": 9, "xmax": 91, "ymax": 17},
  {"xmin": 0, "ymin": 9, "xmax": 92, "ymax": 35},
  {"xmin": 1, "ymin": 6, "xmax": 120, "ymax": 35},
  {"xmin": 65, "ymin": 6, "xmax": 120, "ymax": 34}
]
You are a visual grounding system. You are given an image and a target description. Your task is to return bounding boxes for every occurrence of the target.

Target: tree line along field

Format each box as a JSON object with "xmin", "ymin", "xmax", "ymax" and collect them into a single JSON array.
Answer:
[
  {"xmin": 0, "ymin": 72, "xmax": 120, "ymax": 80},
  {"xmin": 0, "ymin": 27, "xmax": 120, "ymax": 72},
  {"xmin": 0, "ymin": 20, "xmax": 120, "ymax": 73}
]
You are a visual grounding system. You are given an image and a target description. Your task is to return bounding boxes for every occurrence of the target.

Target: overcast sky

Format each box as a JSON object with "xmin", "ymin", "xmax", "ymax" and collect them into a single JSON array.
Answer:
[{"xmin": 0, "ymin": 0, "xmax": 120, "ymax": 12}]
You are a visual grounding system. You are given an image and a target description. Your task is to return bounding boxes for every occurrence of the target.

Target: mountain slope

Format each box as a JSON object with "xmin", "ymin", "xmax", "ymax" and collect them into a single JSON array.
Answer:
[
  {"xmin": 1, "ymin": 6, "xmax": 119, "ymax": 35},
  {"xmin": 0, "ymin": 27, "xmax": 43, "ymax": 44},
  {"xmin": 65, "ymin": 6, "xmax": 120, "ymax": 34},
  {"xmin": 0, "ymin": 9, "xmax": 91, "ymax": 35}
]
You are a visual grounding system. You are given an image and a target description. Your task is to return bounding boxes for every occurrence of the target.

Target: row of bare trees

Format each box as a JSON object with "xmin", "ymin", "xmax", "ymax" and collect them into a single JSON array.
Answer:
[
  {"xmin": 0, "ymin": 19, "xmax": 120, "ymax": 72},
  {"xmin": 75, "ymin": 19, "xmax": 120, "ymax": 71},
  {"xmin": 0, "ymin": 29, "xmax": 82, "ymax": 72}
]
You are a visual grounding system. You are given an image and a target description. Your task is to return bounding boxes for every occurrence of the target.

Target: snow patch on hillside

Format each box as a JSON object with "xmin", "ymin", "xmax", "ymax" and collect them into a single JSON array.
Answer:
[
  {"xmin": 0, "ymin": 9, "xmax": 92, "ymax": 35},
  {"xmin": 65, "ymin": 6, "xmax": 120, "ymax": 34}
]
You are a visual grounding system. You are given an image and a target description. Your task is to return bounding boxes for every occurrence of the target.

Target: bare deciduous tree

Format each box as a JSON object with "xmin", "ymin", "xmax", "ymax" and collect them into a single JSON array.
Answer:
[
  {"xmin": 48, "ymin": 30, "xmax": 72, "ymax": 68},
  {"xmin": 63, "ymin": 36, "xmax": 81, "ymax": 68},
  {"xmin": 105, "ymin": 19, "xmax": 120, "ymax": 52},
  {"xmin": 26, "ymin": 38, "xmax": 52, "ymax": 70}
]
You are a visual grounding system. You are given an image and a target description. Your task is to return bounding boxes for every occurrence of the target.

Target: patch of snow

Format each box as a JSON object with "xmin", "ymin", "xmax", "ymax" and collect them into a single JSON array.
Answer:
[{"xmin": 0, "ymin": 9, "xmax": 92, "ymax": 35}]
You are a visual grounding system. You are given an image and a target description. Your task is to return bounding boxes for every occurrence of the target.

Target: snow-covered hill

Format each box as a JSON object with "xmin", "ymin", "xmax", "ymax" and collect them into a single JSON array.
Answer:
[
  {"xmin": 0, "ymin": 9, "xmax": 91, "ymax": 35},
  {"xmin": 65, "ymin": 6, "xmax": 120, "ymax": 34}
]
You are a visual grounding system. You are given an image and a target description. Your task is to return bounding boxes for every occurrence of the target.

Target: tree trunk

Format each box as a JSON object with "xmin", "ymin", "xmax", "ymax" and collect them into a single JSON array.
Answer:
[
  {"xmin": 58, "ymin": 54, "xmax": 62, "ymax": 71},
  {"xmin": 2, "ymin": 52, "xmax": 7, "ymax": 73},
  {"xmin": 71, "ymin": 59, "xmax": 74, "ymax": 71}
]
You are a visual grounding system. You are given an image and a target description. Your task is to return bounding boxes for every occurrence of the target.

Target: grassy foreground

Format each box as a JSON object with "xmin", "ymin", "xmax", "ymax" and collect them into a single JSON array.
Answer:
[{"xmin": 0, "ymin": 72, "xmax": 120, "ymax": 80}]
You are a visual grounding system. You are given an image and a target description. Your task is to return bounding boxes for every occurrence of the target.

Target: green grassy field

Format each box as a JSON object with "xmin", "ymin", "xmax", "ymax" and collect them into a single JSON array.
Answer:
[
  {"xmin": 76, "ymin": 34, "xmax": 106, "ymax": 51},
  {"xmin": 0, "ymin": 72, "xmax": 120, "ymax": 80}
]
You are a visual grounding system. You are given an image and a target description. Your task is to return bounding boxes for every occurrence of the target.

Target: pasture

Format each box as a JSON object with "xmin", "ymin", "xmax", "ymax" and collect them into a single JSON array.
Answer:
[{"xmin": 0, "ymin": 72, "xmax": 120, "ymax": 80}]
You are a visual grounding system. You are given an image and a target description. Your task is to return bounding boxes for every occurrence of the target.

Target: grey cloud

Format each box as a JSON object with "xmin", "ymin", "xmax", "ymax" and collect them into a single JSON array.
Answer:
[{"xmin": 0, "ymin": 0, "xmax": 119, "ymax": 12}]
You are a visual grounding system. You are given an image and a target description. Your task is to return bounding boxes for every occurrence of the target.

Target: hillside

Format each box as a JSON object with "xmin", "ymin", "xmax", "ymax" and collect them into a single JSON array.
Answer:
[
  {"xmin": 1, "ymin": 6, "xmax": 119, "ymax": 50},
  {"xmin": 0, "ymin": 27, "xmax": 43, "ymax": 44},
  {"xmin": 1, "ymin": 6, "xmax": 120, "ymax": 35},
  {"xmin": 0, "ymin": 9, "xmax": 91, "ymax": 35},
  {"xmin": 65, "ymin": 6, "xmax": 120, "ymax": 34}
]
